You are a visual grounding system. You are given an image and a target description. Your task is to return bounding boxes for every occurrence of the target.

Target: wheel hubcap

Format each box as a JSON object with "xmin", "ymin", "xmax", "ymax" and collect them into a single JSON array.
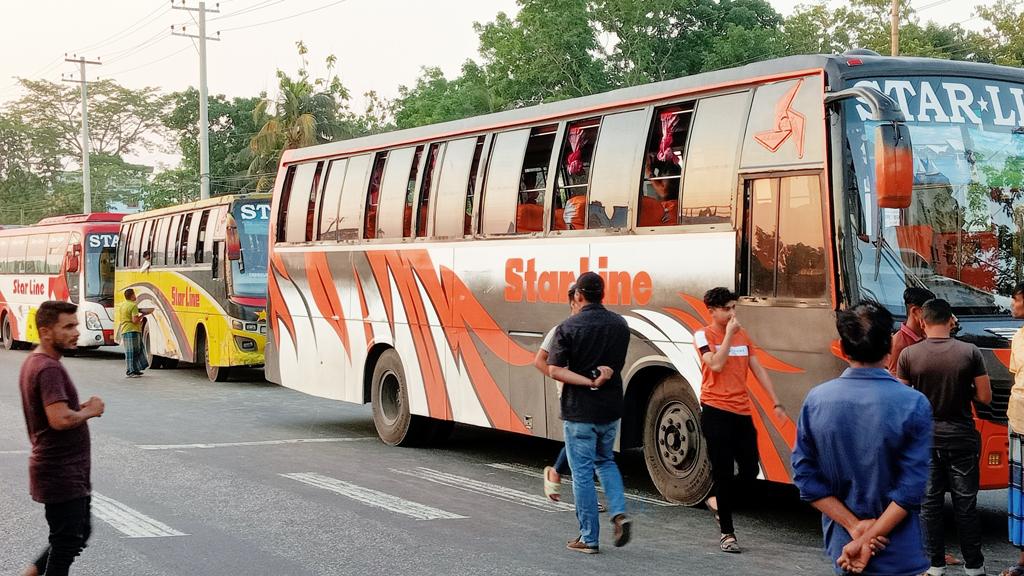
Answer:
[
  {"xmin": 379, "ymin": 371, "xmax": 402, "ymax": 426},
  {"xmin": 656, "ymin": 401, "xmax": 700, "ymax": 477}
]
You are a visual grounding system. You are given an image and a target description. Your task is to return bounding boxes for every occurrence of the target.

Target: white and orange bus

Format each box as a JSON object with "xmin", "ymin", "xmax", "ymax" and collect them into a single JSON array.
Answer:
[
  {"xmin": 0, "ymin": 213, "xmax": 123, "ymax": 351},
  {"xmin": 265, "ymin": 52, "xmax": 1024, "ymax": 504}
]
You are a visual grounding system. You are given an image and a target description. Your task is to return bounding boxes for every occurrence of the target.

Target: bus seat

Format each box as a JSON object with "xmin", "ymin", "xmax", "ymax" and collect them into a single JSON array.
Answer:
[
  {"xmin": 553, "ymin": 208, "xmax": 567, "ymax": 230},
  {"xmin": 638, "ymin": 195, "xmax": 666, "ymax": 227},
  {"xmin": 516, "ymin": 203, "xmax": 543, "ymax": 233},
  {"xmin": 564, "ymin": 195, "xmax": 586, "ymax": 230}
]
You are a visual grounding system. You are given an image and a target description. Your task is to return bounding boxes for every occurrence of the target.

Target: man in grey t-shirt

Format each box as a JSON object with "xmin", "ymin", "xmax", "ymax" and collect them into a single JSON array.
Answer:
[{"xmin": 897, "ymin": 298, "xmax": 991, "ymax": 576}]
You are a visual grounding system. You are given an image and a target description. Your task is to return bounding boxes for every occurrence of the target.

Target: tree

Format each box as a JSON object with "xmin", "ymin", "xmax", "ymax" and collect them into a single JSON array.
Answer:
[
  {"xmin": 248, "ymin": 42, "xmax": 368, "ymax": 192},
  {"xmin": 976, "ymin": 0, "xmax": 1024, "ymax": 66},
  {"xmin": 475, "ymin": 0, "xmax": 611, "ymax": 108},
  {"xmin": 393, "ymin": 63, "xmax": 495, "ymax": 130}
]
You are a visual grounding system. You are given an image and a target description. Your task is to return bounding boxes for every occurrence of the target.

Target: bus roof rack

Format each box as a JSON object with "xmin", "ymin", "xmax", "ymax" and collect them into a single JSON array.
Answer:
[{"xmin": 35, "ymin": 213, "xmax": 127, "ymax": 226}]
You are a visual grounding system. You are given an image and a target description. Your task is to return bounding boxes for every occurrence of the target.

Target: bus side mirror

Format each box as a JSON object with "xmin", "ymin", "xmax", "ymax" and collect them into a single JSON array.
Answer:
[
  {"xmin": 226, "ymin": 218, "xmax": 241, "ymax": 261},
  {"xmin": 66, "ymin": 245, "xmax": 81, "ymax": 273},
  {"xmin": 874, "ymin": 122, "xmax": 913, "ymax": 209}
]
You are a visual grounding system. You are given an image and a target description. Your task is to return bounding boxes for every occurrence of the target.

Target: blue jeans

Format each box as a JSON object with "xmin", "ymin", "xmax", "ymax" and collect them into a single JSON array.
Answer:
[{"xmin": 564, "ymin": 420, "xmax": 627, "ymax": 547}]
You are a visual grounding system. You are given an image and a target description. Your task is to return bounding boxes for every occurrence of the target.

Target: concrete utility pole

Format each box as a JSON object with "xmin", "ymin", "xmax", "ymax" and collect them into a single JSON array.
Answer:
[
  {"xmin": 890, "ymin": 0, "xmax": 900, "ymax": 56},
  {"xmin": 172, "ymin": 1, "xmax": 220, "ymax": 200},
  {"xmin": 62, "ymin": 54, "xmax": 101, "ymax": 214}
]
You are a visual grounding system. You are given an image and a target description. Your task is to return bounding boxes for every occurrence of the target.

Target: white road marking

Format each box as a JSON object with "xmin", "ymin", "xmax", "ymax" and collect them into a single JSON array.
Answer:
[
  {"xmin": 282, "ymin": 472, "xmax": 466, "ymax": 521},
  {"xmin": 0, "ymin": 450, "xmax": 29, "ymax": 455},
  {"xmin": 391, "ymin": 467, "xmax": 575, "ymax": 512},
  {"xmin": 136, "ymin": 437, "xmax": 374, "ymax": 450},
  {"xmin": 487, "ymin": 462, "xmax": 679, "ymax": 507},
  {"xmin": 91, "ymin": 493, "xmax": 188, "ymax": 538}
]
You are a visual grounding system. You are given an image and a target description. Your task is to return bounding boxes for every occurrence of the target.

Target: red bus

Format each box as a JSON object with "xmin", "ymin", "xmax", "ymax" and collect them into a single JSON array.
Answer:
[
  {"xmin": 0, "ymin": 213, "xmax": 123, "ymax": 351},
  {"xmin": 264, "ymin": 53, "xmax": 1022, "ymax": 503}
]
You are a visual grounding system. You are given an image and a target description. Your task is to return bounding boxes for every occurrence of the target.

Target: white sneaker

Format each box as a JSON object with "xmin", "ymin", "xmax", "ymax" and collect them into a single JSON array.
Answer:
[
  {"xmin": 926, "ymin": 568, "xmax": 945, "ymax": 576},
  {"xmin": 964, "ymin": 566, "xmax": 986, "ymax": 576}
]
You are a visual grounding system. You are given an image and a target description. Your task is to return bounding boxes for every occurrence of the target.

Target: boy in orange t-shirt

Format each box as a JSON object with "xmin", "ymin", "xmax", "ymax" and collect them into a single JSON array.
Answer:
[{"xmin": 694, "ymin": 287, "xmax": 786, "ymax": 554}]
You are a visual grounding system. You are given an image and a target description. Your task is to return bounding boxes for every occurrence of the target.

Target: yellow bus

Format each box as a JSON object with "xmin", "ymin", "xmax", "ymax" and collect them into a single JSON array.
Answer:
[{"xmin": 115, "ymin": 194, "xmax": 270, "ymax": 381}]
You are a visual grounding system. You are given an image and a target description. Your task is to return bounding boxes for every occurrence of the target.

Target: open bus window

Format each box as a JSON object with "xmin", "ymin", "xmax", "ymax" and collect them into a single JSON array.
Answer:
[
  {"xmin": 403, "ymin": 146, "xmax": 424, "ymax": 238},
  {"xmin": 177, "ymin": 213, "xmax": 193, "ymax": 265},
  {"xmin": 194, "ymin": 210, "xmax": 210, "ymax": 264},
  {"xmin": 514, "ymin": 125, "xmax": 556, "ymax": 233},
  {"xmin": 279, "ymin": 163, "xmax": 317, "ymax": 243},
  {"xmin": 480, "ymin": 126, "xmax": 554, "ymax": 235},
  {"xmin": 164, "ymin": 215, "xmax": 180, "ymax": 266},
  {"xmin": 680, "ymin": 92, "xmax": 747, "ymax": 226},
  {"xmin": 25, "ymin": 235, "xmax": 47, "ymax": 274},
  {"xmin": 586, "ymin": 109, "xmax": 649, "ymax": 230},
  {"xmin": 553, "ymin": 120, "xmax": 597, "ymax": 230},
  {"xmin": 376, "ymin": 147, "xmax": 419, "ymax": 239},
  {"xmin": 433, "ymin": 136, "xmax": 482, "ymax": 238},
  {"xmin": 364, "ymin": 152, "xmax": 388, "ymax": 239},
  {"xmin": 416, "ymin": 144, "xmax": 441, "ymax": 238},
  {"xmin": 465, "ymin": 137, "xmax": 485, "ymax": 235},
  {"xmin": 639, "ymin": 103, "xmax": 693, "ymax": 227}
]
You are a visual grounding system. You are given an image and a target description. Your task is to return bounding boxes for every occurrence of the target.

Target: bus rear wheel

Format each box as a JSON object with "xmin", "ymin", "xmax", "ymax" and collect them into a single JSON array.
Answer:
[
  {"xmin": 196, "ymin": 331, "xmax": 231, "ymax": 383},
  {"xmin": 143, "ymin": 323, "xmax": 165, "ymax": 369},
  {"xmin": 371, "ymin": 349, "xmax": 432, "ymax": 446},
  {"xmin": 2, "ymin": 314, "xmax": 21, "ymax": 350},
  {"xmin": 643, "ymin": 374, "xmax": 713, "ymax": 506}
]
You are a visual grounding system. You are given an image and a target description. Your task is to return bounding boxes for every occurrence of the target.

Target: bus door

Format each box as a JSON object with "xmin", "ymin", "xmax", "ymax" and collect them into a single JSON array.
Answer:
[{"xmin": 736, "ymin": 172, "xmax": 838, "ymax": 477}]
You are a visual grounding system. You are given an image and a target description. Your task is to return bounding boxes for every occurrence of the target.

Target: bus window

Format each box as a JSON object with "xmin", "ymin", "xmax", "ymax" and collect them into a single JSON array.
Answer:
[
  {"xmin": 364, "ymin": 152, "xmax": 388, "ymax": 239},
  {"xmin": 282, "ymin": 162, "xmax": 318, "ymax": 243},
  {"xmin": 122, "ymin": 224, "xmax": 134, "ymax": 268},
  {"xmin": 465, "ymin": 137, "xmax": 485, "ymax": 235},
  {"xmin": 638, "ymin": 103, "xmax": 694, "ymax": 227},
  {"xmin": 777, "ymin": 175, "xmax": 826, "ymax": 299},
  {"xmin": 26, "ymin": 235, "xmax": 47, "ymax": 274},
  {"xmin": 480, "ymin": 128, "xmax": 531, "ymax": 235},
  {"xmin": 318, "ymin": 159, "xmax": 348, "ymax": 240},
  {"xmin": 145, "ymin": 218, "xmax": 159, "ymax": 263},
  {"xmin": 681, "ymin": 92, "xmax": 749, "ymax": 226},
  {"xmin": 338, "ymin": 155, "xmax": 372, "ymax": 240},
  {"xmin": 186, "ymin": 212, "xmax": 202, "ymax": 265},
  {"xmin": 748, "ymin": 179, "xmax": 778, "ymax": 298},
  {"xmin": 376, "ymin": 146, "xmax": 420, "ymax": 239},
  {"xmin": 433, "ymin": 137, "xmax": 482, "ymax": 238},
  {"xmin": 415, "ymin": 144, "xmax": 441, "ymax": 238},
  {"xmin": 0, "ymin": 237, "xmax": 8, "ymax": 273},
  {"xmin": 165, "ymin": 214, "xmax": 180, "ymax": 266},
  {"xmin": 195, "ymin": 210, "xmax": 210, "ymax": 264},
  {"xmin": 403, "ymin": 146, "xmax": 424, "ymax": 238},
  {"xmin": 134, "ymin": 220, "xmax": 151, "ymax": 269},
  {"xmin": 178, "ymin": 213, "xmax": 193, "ymax": 265},
  {"xmin": 153, "ymin": 218, "xmax": 167, "ymax": 266},
  {"xmin": 8, "ymin": 235, "xmax": 27, "ymax": 273},
  {"xmin": 586, "ymin": 109, "xmax": 648, "ymax": 230},
  {"xmin": 46, "ymin": 233, "xmax": 68, "ymax": 274},
  {"xmin": 553, "ymin": 120, "xmax": 596, "ymax": 231}
]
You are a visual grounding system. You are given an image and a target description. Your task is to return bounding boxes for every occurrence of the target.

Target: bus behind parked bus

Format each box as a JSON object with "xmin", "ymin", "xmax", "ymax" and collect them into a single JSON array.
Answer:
[
  {"xmin": 0, "ymin": 213, "xmax": 122, "ymax": 351},
  {"xmin": 115, "ymin": 194, "xmax": 270, "ymax": 381},
  {"xmin": 264, "ymin": 53, "xmax": 1023, "ymax": 504}
]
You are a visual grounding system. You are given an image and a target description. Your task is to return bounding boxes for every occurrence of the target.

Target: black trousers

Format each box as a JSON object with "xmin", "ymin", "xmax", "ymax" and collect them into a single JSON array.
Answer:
[
  {"xmin": 921, "ymin": 447, "xmax": 984, "ymax": 570},
  {"xmin": 33, "ymin": 496, "xmax": 92, "ymax": 576},
  {"xmin": 701, "ymin": 404, "xmax": 759, "ymax": 535}
]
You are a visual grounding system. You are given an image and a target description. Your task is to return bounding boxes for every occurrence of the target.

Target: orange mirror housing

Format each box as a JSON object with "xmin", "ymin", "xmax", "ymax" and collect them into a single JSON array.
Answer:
[{"xmin": 874, "ymin": 123, "xmax": 913, "ymax": 209}]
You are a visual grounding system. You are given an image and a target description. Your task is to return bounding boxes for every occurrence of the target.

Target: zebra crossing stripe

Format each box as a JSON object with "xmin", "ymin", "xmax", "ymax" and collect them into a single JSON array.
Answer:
[
  {"xmin": 282, "ymin": 472, "xmax": 466, "ymax": 521},
  {"xmin": 391, "ymin": 467, "xmax": 575, "ymax": 512},
  {"xmin": 92, "ymin": 493, "xmax": 188, "ymax": 538},
  {"xmin": 487, "ymin": 462, "xmax": 678, "ymax": 507}
]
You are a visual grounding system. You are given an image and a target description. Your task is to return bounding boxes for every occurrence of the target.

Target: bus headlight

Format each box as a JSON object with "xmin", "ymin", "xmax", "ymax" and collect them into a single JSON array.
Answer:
[
  {"xmin": 85, "ymin": 312, "xmax": 102, "ymax": 331},
  {"xmin": 233, "ymin": 335, "xmax": 257, "ymax": 351},
  {"xmin": 231, "ymin": 319, "xmax": 244, "ymax": 330}
]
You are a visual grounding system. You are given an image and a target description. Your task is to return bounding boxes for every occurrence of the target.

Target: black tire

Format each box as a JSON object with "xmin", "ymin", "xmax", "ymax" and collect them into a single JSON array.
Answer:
[
  {"xmin": 143, "ymin": 323, "xmax": 165, "ymax": 369},
  {"xmin": 370, "ymin": 349, "xmax": 431, "ymax": 446},
  {"xmin": 643, "ymin": 374, "xmax": 713, "ymax": 506},
  {"xmin": 2, "ymin": 313, "xmax": 18, "ymax": 350},
  {"xmin": 196, "ymin": 330, "xmax": 231, "ymax": 382}
]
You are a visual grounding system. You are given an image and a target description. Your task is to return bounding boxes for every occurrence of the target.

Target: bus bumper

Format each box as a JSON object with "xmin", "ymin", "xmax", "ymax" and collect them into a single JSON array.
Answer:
[{"xmin": 979, "ymin": 419, "xmax": 1009, "ymax": 490}]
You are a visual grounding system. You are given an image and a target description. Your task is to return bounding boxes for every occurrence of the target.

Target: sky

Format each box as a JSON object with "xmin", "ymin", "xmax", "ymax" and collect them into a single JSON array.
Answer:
[{"xmin": 0, "ymin": 0, "xmax": 989, "ymax": 169}]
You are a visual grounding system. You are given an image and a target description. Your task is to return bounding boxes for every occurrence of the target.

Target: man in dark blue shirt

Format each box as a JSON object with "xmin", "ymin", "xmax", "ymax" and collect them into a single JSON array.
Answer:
[
  {"xmin": 547, "ymin": 271, "xmax": 632, "ymax": 554},
  {"xmin": 792, "ymin": 301, "xmax": 932, "ymax": 576}
]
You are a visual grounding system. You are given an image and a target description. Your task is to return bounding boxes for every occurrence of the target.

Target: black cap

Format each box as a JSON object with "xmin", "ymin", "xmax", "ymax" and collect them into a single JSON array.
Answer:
[{"xmin": 576, "ymin": 271, "xmax": 604, "ymax": 296}]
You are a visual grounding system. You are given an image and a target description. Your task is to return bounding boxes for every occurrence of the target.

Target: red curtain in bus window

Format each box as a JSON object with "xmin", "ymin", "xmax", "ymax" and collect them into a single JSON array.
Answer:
[
  {"xmin": 566, "ymin": 126, "xmax": 588, "ymax": 175},
  {"xmin": 658, "ymin": 111, "xmax": 679, "ymax": 164}
]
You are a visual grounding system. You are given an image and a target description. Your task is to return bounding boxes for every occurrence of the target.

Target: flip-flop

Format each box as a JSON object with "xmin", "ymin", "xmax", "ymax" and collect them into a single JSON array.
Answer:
[{"xmin": 543, "ymin": 466, "xmax": 561, "ymax": 502}]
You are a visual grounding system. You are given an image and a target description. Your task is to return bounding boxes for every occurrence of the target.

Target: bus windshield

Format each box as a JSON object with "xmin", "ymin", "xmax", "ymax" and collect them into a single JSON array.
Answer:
[
  {"xmin": 230, "ymin": 200, "xmax": 270, "ymax": 298},
  {"xmin": 845, "ymin": 76, "xmax": 1024, "ymax": 316},
  {"xmin": 85, "ymin": 233, "xmax": 117, "ymax": 306}
]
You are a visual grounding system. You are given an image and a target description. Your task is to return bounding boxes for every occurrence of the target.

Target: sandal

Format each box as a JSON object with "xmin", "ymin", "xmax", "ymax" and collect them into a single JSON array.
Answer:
[
  {"xmin": 1000, "ymin": 565, "xmax": 1024, "ymax": 576},
  {"xmin": 720, "ymin": 533, "xmax": 741, "ymax": 554},
  {"xmin": 543, "ymin": 466, "xmax": 561, "ymax": 502}
]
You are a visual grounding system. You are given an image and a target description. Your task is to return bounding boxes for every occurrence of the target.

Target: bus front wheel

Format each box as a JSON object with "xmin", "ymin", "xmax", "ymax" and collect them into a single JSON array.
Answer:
[
  {"xmin": 196, "ymin": 330, "xmax": 231, "ymax": 383},
  {"xmin": 643, "ymin": 374, "xmax": 713, "ymax": 506},
  {"xmin": 371, "ymin": 349, "xmax": 432, "ymax": 446},
  {"xmin": 143, "ymin": 323, "xmax": 165, "ymax": 369}
]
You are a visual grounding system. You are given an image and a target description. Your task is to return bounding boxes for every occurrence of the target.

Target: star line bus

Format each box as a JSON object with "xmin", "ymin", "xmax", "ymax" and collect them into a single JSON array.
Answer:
[
  {"xmin": 264, "ymin": 52, "xmax": 1023, "ymax": 504},
  {"xmin": 0, "ymin": 213, "xmax": 123, "ymax": 352},
  {"xmin": 115, "ymin": 194, "xmax": 270, "ymax": 382}
]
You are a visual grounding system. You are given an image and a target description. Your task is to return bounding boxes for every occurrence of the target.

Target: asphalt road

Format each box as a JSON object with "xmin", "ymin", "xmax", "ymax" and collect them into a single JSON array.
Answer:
[{"xmin": 0, "ymin": 347, "xmax": 1019, "ymax": 575}]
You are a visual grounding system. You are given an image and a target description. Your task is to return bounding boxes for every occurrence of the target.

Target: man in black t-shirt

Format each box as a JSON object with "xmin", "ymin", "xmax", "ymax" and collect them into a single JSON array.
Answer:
[
  {"xmin": 897, "ymin": 298, "xmax": 991, "ymax": 576},
  {"xmin": 19, "ymin": 301, "xmax": 105, "ymax": 576},
  {"xmin": 547, "ymin": 272, "xmax": 632, "ymax": 554}
]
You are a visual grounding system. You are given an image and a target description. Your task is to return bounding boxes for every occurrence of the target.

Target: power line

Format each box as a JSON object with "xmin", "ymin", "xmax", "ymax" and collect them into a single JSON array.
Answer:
[
  {"xmin": 209, "ymin": 0, "xmax": 285, "ymax": 22},
  {"xmin": 102, "ymin": 29, "xmax": 173, "ymax": 64},
  {"xmin": 218, "ymin": 0, "xmax": 351, "ymax": 32},
  {"xmin": 73, "ymin": 2, "xmax": 171, "ymax": 55},
  {"xmin": 104, "ymin": 45, "xmax": 194, "ymax": 76}
]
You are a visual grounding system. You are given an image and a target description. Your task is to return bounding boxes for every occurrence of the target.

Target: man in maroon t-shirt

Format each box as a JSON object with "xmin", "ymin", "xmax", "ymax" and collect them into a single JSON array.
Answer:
[
  {"xmin": 887, "ymin": 287, "xmax": 935, "ymax": 373},
  {"xmin": 19, "ymin": 301, "xmax": 104, "ymax": 576}
]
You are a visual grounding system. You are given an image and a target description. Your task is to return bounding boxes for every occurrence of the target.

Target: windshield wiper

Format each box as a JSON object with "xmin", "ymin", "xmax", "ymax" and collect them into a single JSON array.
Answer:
[{"xmin": 873, "ymin": 225, "xmax": 926, "ymax": 289}]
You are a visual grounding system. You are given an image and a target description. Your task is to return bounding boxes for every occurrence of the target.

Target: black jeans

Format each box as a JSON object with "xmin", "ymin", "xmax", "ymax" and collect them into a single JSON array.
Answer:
[
  {"xmin": 33, "ymin": 496, "xmax": 92, "ymax": 576},
  {"xmin": 921, "ymin": 447, "xmax": 984, "ymax": 570},
  {"xmin": 701, "ymin": 404, "xmax": 759, "ymax": 535}
]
